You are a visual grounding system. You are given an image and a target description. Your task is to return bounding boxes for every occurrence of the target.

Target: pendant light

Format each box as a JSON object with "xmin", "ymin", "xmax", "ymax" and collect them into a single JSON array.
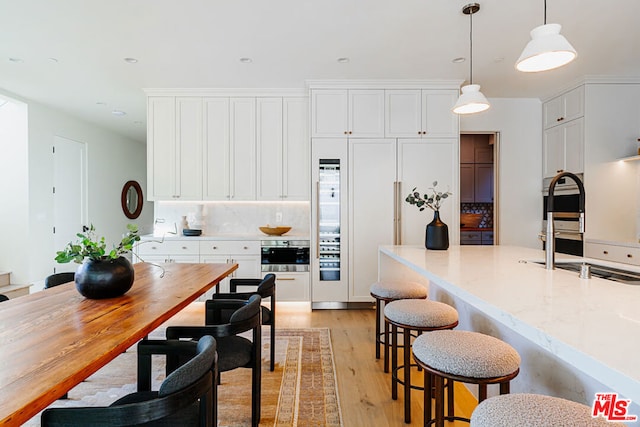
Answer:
[
  {"xmin": 516, "ymin": 0, "xmax": 577, "ymax": 72},
  {"xmin": 453, "ymin": 3, "xmax": 490, "ymax": 115}
]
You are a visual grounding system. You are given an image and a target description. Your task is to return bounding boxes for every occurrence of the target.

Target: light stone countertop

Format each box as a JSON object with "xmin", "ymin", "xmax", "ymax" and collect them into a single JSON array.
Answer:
[
  {"xmin": 380, "ymin": 244, "xmax": 640, "ymax": 405},
  {"xmin": 140, "ymin": 233, "xmax": 310, "ymax": 241}
]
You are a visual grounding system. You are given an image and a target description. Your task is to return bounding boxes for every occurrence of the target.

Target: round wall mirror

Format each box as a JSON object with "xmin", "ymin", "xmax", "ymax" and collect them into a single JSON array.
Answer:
[{"xmin": 121, "ymin": 180, "xmax": 143, "ymax": 219}]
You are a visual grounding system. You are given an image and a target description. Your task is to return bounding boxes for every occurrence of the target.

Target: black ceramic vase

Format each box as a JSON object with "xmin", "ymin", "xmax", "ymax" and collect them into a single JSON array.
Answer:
[
  {"xmin": 75, "ymin": 256, "xmax": 135, "ymax": 299},
  {"xmin": 425, "ymin": 210, "xmax": 449, "ymax": 250}
]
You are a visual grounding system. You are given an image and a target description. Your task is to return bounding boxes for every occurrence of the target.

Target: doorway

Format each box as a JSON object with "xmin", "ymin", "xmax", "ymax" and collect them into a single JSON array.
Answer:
[
  {"xmin": 460, "ymin": 133, "xmax": 499, "ymax": 245},
  {"xmin": 53, "ymin": 136, "xmax": 87, "ymax": 274}
]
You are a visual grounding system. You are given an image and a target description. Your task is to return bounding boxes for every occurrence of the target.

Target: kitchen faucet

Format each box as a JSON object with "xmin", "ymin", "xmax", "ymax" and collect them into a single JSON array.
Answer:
[{"xmin": 545, "ymin": 171, "xmax": 586, "ymax": 269}]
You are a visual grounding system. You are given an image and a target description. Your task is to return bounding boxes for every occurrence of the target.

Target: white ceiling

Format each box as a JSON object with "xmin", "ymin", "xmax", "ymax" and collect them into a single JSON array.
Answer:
[{"xmin": 1, "ymin": 0, "xmax": 639, "ymax": 143}]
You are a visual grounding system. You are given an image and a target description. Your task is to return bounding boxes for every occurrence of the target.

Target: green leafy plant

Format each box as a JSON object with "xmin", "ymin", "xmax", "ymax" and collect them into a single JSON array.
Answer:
[
  {"xmin": 405, "ymin": 181, "xmax": 452, "ymax": 212},
  {"xmin": 55, "ymin": 224, "xmax": 140, "ymax": 264}
]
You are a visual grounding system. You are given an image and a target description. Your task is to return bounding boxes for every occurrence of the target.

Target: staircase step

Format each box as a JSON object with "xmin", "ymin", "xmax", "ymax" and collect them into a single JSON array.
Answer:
[
  {"xmin": 0, "ymin": 283, "xmax": 31, "ymax": 299},
  {"xmin": 0, "ymin": 271, "xmax": 10, "ymax": 287}
]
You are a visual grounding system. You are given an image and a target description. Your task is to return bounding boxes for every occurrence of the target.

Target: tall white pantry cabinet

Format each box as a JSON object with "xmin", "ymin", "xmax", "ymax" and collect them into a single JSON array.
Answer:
[{"xmin": 309, "ymin": 81, "xmax": 461, "ymax": 305}]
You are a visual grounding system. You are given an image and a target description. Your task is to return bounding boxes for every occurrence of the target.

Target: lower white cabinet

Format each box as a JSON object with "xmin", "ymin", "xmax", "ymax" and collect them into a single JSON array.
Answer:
[
  {"xmin": 135, "ymin": 240, "xmax": 200, "ymax": 263},
  {"xmin": 200, "ymin": 240, "xmax": 261, "ymax": 295},
  {"xmin": 274, "ymin": 272, "xmax": 310, "ymax": 302},
  {"xmin": 585, "ymin": 241, "xmax": 640, "ymax": 267}
]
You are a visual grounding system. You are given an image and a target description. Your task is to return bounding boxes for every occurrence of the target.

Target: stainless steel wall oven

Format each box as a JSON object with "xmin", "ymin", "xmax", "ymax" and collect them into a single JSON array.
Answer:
[
  {"xmin": 261, "ymin": 240, "xmax": 310, "ymax": 272},
  {"xmin": 541, "ymin": 173, "xmax": 584, "ymax": 256}
]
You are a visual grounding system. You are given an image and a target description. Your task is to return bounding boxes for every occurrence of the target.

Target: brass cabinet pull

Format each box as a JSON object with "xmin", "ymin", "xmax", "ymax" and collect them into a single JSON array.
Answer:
[
  {"xmin": 278, "ymin": 277, "xmax": 296, "ymax": 281},
  {"xmin": 603, "ymin": 250, "xmax": 609, "ymax": 255}
]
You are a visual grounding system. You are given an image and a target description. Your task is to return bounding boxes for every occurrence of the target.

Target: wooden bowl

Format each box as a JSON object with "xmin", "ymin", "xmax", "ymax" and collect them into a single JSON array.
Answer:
[{"xmin": 259, "ymin": 226, "xmax": 292, "ymax": 236}]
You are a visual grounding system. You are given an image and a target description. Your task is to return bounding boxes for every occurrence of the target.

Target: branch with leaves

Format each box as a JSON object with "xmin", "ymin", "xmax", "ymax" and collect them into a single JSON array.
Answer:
[
  {"xmin": 405, "ymin": 181, "xmax": 452, "ymax": 212},
  {"xmin": 55, "ymin": 224, "xmax": 141, "ymax": 263}
]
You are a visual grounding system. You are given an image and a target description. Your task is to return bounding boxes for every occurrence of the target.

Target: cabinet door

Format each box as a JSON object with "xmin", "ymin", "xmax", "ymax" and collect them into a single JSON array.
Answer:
[
  {"xmin": 460, "ymin": 135, "xmax": 475, "ymax": 163},
  {"xmin": 562, "ymin": 86, "xmax": 584, "ymax": 123},
  {"xmin": 474, "ymin": 164, "xmax": 494, "ymax": 203},
  {"xmin": 543, "ymin": 126, "xmax": 564, "ymax": 178},
  {"xmin": 398, "ymin": 139, "xmax": 456, "ymax": 246},
  {"xmin": 348, "ymin": 90, "xmax": 385, "ymax": 137},
  {"xmin": 311, "ymin": 90, "xmax": 348, "ymax": 137},
  {"xmin": 349, "ymin": 138, "xmax": 396, "ymax": 301},
  {"xmin": 543, "ymin": 96, "xmax": 563, "ymax": 129},
  {"xmin": 230, "ymin": 98, "xmax": 256, "ymax": 200},
  {"xmin": 385, "ymin": 89, "xmax": 422, "ymax": 137},
  {"xmin": 275, "ymin": 272, "xmax": 310, "ymax": 302},
  {"xmin": 256, "ymin": 97, "xmax": 283, "ymax": 200},
  {"xmin": 422, "ymin": 90, "xmax": 459, "ymax": 137},
  {"xmin": 175, "ymin": 97, "xmax": 203, "ymax": 200},
  {"xmin": 147, "ymin": 96, "xmax": 176, "ymax": 200},
  {"xmin": 283, "ymin": 97, "xmax": 310, "ymax": 200},
  {"xmin": 563, "ymin": 118, "xmax": 584, "ymax": 174},
  {"xmin": 203, "ymin": 97, "xmax": 230, "ymax": 200},
  {"xmin": 460, "ymin": 164, "xmax": 475, "ymax": 203}
]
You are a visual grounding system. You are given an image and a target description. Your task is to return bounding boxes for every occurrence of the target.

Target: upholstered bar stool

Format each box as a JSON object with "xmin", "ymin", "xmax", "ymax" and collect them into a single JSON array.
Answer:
[
  {"xmin": 370, "ymin": 281, "xmax": 427, "ymax": 373},
  {"xmin": 412, "ymin": 330, "xmax": 521, "ymax": 427},
  {"xmin": 384, "ymin": 299, "xmax": 459, "ymax": 423},
  {"xmin": 470, "ymin": 393, "xmax": 616, "ymax": 427}
]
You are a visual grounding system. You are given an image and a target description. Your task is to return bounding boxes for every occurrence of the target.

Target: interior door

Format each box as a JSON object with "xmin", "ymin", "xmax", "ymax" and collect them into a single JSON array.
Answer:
[{"xmin": 53, "ymin": 136, "xmax": 87, "ymax": 274}]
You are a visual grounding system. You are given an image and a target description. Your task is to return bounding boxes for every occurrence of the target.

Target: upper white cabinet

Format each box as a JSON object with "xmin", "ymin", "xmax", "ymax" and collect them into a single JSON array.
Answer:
[
  {"xmin": 311, "ymin": 89, "xmax": 385, "ymax": 138},
  {"xmin": 543, "ymin": 117, "xmax": 584, "ymax": 178},
  {"xmin": 147, "ymin": 90, "xmax": 309, "ymax": 202},
  {"xmin": 385, "ymin": 89, "xmax": 459, "ymax": 138},
  {"xmin": 204, "ymin": 97, "xmax": 256, "ymax": 200},
  {"xmin": 147, "ymin": 97, "xmax": 203, "ymax": 200},
  {"xmin": 257, "ymin": 97, "xmax": 309, "ymax": 200},
  {"xmin": 543, "ymin": 85, "xmax": 584, "ymax": 129}
]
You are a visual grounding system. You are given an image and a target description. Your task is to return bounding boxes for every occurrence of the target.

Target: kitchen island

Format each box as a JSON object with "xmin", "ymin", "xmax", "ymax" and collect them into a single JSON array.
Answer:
[{"xmin": 379, "ymin": 245, "xmax": 640, "ymax": 415}]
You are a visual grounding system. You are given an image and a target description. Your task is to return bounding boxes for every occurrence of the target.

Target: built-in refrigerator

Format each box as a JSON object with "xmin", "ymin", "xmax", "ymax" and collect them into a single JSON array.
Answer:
[{"xmin": 311, "ymin": 139, "xmax": 348, "ymax": 304}]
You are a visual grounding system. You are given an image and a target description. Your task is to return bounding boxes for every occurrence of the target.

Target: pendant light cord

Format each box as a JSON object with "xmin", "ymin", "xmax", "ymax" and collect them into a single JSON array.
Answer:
[
  {"xmin": 544, "ymin": 0, "xmax": 547, "ymax": 24},
  {"xmin": 469, "ymin": 8, "xmax": 473, "ymax": 85}
]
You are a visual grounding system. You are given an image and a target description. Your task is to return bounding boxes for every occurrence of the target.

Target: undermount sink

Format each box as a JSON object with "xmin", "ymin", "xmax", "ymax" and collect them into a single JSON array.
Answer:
[{"xmin": 532, "ymin": 261, "xmax": 640, "ymax": 285}]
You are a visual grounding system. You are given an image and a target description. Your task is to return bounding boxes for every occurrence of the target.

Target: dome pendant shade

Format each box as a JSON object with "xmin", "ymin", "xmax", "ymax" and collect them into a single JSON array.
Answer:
[
  {"xmin": 452, "ymin": 84, "xmax": 490, "ymax": 115},
  {"xmin": 516, "ymin": 23, "xmax": 577, "ymax": 72}
]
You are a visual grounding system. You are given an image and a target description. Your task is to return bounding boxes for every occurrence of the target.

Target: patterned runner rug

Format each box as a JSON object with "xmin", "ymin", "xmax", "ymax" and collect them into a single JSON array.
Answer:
[{"xmin": 25, "ymin": 328, "xmax": 342, "ymax": 427}]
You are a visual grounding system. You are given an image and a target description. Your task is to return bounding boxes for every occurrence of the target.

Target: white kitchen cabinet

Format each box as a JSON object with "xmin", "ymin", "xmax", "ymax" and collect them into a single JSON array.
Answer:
[
  {"xmin": 385, "ymin": 89, "xmax": 459, "ymax": 138},
  {"xmin": 147, "ymin": 96, "xmax": 203, "ymax": 200},
  {"xmin": 585, "ymin": 241, "xmax": 640, "ymax": 266},
  {"xmin": 311, "ymin": 89, "xmax": 384, "ymax": 137},
  {"xmin": 543, "ymin": 85, "xmax": 584, "ymax": 129},
  {"xmin": 257, "ymin": 97, "xmax": 309, "ymax": 200},
  {"xmin": 348, "ymin": 138, "xmax": 396, "ymax": 301},
  {"xmin": 200, "ymin": 240, "xmax": 261, "ymax": 295},
  {"xmin": 543, "ymin": 117, "xmax": 584, "ymax": 178},
  {"xmin": 135, "ymin": 240, "xmax": 200, "ymax": 264},
  {"xmin": 274, "ymin": 272, "xmax": 310, "ymax": 302},
  {"xmin": 460, "ymin": 164, "xmax": 475, "ymax": 203},
  {"xmin": 203, "ymin": 97, "xmax": 256, "ymax": 200}
]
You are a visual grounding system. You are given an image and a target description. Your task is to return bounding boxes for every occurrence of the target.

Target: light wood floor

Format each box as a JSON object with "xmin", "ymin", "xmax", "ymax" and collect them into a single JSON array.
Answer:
[{"xmin": 169, "ymin": 302, "xmax": 477, "ymax": 426}]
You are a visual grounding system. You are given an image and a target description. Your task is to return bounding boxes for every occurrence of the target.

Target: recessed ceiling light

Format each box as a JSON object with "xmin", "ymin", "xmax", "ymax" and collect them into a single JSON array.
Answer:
[
  {"xmin": 239, "ymin": 57, "xmax": 252, "ymax": 63},
  {"xmin": 452, "ymin": 57, "xmax": 466, "ymax": 63},
  {"xmin": 123, "ymin": 57, "xmax": 138, "ymax": 64},
  {"xmin": 8, "ymin": 57, "xmax": 23, "ymax": 63},
  {"xmin": 133, "ymin": 120, "xmax": 143, "ymax": 125},
  {"xmin": 494, "ymin": 57, "xmax": 505, "ymax": 63},
  {"xmin": 96, "ymin": 101, "xmax": 107, "ymax": 106},
  {"xmin": 48, "ymin": 57, "xmax": 59, "ymax": 63},
  {"xmin": 337, "ymin": 57, "xmax": 350, "ymax": 63},
  {"xmin": 112, "ymin": 110, "xmax": 127, "ymax": 116}
]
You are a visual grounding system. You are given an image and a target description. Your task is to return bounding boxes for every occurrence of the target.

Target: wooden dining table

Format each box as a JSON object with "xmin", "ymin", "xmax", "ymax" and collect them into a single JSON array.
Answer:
[{"xmin": 0, "ymin": 261, "xmax": 237, "ymax": 426}]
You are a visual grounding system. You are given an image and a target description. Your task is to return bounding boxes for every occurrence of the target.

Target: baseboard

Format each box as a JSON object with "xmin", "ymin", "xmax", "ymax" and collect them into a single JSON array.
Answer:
[{"xmin": 312, "ymin": 301, "xmax": 374, "ymax": 310}]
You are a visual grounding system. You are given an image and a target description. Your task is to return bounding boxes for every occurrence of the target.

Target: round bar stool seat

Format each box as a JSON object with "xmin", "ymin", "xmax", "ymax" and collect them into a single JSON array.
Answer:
[
  {"xmin": 384, "ymin": 299, "xmax": 459, "ymax": 423},
  {"xmin": 370, "ymin": 281, "xmax": 427, "ymax": 373},
  {"xmin": 470, "ymin": 394, "xmax": 615, "ymax": 427},
  {"xmin": 412, "ymin": 330, "xmax": 521, "ymax": 427}
]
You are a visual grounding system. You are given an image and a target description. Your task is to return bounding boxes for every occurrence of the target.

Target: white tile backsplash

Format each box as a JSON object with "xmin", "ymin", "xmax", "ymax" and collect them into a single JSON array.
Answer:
[{"xmin": 153, "ymin": 201, "xmax": 310, "ymax": 236}]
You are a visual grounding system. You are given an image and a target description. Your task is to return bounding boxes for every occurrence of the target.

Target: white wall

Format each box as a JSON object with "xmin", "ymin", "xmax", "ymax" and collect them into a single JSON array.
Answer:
[
  {"xmin": 461, "ymin": 98, "xmax": 542, "ymax": 248},
  {"xmin": 0, "ymin": 89, "xmax": 153, "ymax": 288}
]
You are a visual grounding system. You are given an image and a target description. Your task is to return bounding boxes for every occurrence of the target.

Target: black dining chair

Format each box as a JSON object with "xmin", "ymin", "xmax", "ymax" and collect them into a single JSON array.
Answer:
[
  {"xmin": 166, "ymin": 294, "xmax": 262, "ymax": 427},
  {"xmin": 41, "ymin": 335, "xmax": 217, "ymax": 427},
  {"xmin": 0, "ymin": 294, "xmax": 9, "ymax": 302},
  {"xmin": 44, "ymin": 272, "xmax": 76, "ymax": 289},
  {"xmin": 210, "ymin": 273, "xmax": 276, "ymax": 371}
]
